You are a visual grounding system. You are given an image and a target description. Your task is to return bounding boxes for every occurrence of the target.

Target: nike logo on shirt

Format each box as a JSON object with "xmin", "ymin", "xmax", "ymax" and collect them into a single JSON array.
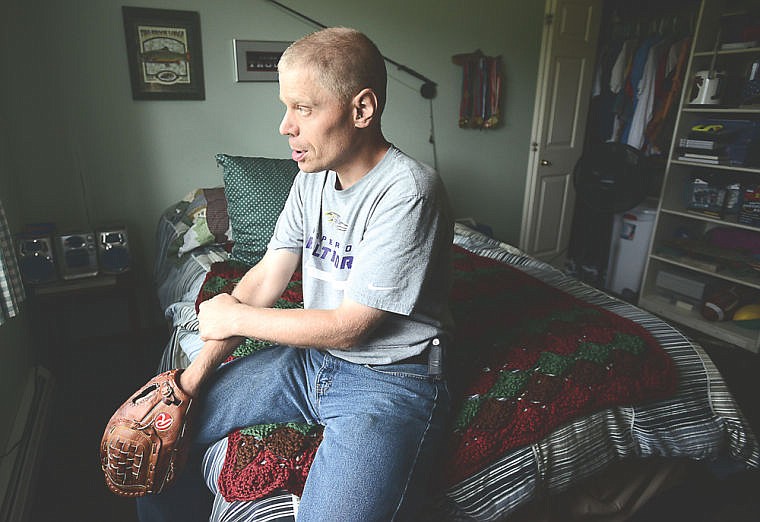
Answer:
[{"xmin": 368, "ymin": 283, "xmax": 399, "ymax": 291}]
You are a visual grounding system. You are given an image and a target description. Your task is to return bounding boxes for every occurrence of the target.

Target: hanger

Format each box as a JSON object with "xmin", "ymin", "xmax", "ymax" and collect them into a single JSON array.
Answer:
[{"xmin": 451, "ymin": 49, "xmax": 484, "ymax": 66}]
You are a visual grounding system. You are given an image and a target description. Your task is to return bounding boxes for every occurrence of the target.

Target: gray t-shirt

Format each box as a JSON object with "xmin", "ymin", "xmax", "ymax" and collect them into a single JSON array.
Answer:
[{"xmin": 268, "ymin": 146, "xmax": 453, "ymax": 364}]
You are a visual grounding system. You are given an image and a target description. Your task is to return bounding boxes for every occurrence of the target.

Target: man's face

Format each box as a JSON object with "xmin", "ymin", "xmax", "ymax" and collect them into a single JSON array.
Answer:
[{"xmin": 278, "ymin": 66, "xmax": 355, "ymax": 174}]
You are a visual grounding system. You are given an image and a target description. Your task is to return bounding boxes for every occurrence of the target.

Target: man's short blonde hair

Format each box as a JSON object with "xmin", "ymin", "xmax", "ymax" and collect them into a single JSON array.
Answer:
[{"xmin": 278, "ymin": 27, "xmax": 387, "ymax": 115}]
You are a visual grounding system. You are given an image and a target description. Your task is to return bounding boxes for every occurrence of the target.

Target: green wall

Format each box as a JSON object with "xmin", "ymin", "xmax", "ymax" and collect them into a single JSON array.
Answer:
[
  {"xmin": 0, "ymin": 180, "xmax": 32, "ymax": 455},
  {"xmin": 0, "ymin": 14, "xmax": 32, "ymax": 451},
  {"xmin": 0, "ymin": 0, "xmax": 545, "ymax": 442},
  {"xmin": 4, "ymin": 0, "xmax": 544, "ymax": 273}
]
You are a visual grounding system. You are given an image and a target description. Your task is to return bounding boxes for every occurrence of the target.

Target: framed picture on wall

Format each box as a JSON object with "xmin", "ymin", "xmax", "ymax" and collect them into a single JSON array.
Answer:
[
  {"xmin": 122, "ymin": 6, "xmax": 205, "ymax": 100},
  {"xmin": 233, "ymin": 40, "xmax": 291, "ymax": 82}
]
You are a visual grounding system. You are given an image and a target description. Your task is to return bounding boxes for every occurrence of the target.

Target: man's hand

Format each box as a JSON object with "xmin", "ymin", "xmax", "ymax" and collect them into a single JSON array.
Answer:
[{"xmin": 198, "ymin": 293, "xmax": 242, "ymax": 341}]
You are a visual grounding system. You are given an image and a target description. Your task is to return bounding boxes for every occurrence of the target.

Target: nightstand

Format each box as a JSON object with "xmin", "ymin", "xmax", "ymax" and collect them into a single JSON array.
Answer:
[{"xmin": 26, "ymin": 272, "xmax": 141, "ymax": 366}]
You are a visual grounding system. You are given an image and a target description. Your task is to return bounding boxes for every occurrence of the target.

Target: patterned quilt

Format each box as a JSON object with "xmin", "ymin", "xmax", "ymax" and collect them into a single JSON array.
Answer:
[{"xmin": 194, "ymin": 245, "xmax": 678, "ymax": 502}]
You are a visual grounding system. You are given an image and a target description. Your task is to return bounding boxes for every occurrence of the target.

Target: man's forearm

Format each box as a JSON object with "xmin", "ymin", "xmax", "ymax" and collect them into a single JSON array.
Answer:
[
  {"xmin": 177, "ymin": 336, "xmax": 242, "ymax": 397},
  {"xmin": 179, "ymin": 251, "xmax": 300, "ymax": 397}
]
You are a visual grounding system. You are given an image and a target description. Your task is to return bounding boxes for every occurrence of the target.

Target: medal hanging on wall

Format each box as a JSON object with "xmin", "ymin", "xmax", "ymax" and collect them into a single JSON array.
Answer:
[{"xmin": 453, "ymin": 50, "xmax": 503, "ymax": 129}]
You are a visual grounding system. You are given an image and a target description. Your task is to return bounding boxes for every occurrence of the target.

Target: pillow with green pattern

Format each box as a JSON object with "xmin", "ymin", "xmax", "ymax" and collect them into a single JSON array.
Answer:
[{"xmin": 216, "ymin": 154, "xmax": 300, "ymax": 267}]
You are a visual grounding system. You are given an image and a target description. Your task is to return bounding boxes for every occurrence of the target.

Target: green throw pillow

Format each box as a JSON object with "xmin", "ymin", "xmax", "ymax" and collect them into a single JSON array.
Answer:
[{"xmin": 216, "ymin": 154, "xmax": 299, "ymax": 266}]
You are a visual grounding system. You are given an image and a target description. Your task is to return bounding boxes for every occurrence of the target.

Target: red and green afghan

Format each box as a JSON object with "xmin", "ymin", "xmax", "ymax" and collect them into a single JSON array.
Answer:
[{"xmin": 195, "ymin": 246, "xmax": 678, "ymax": 501}]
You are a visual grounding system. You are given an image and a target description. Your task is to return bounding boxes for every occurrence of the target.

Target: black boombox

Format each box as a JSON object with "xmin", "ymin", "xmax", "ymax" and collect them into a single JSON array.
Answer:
[
  {"xmin": 16, "ymin": 226, "xmax": 131, "ymax": 284},
  {"xmin": 55, "ymin": 231, "xmax": 99, "ymax": 280},
  {"xmin": 96, "ymin": 228, "xmax": 131, "ymax": 275},
  {"xmin": 16, "ymin": 235, "xmax": 57, "ymax": 284}
]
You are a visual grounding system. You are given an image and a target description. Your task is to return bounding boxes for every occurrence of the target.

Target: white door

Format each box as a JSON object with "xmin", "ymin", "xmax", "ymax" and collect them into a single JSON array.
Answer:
[{"xmin": 519, "ymin": 0, "xmax": 602, "ymax": 264}]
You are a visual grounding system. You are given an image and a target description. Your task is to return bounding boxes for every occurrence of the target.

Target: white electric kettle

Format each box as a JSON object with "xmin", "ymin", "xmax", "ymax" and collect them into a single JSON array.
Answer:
[{"xmin": 690, "ymin": 70, "xmax": 725, "ymax": 105}]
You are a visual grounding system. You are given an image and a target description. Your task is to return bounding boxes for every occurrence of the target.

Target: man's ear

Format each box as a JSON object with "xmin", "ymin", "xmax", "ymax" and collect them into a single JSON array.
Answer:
[{"xmin": 353, "ymin": 88, "xmax": 378, "ymax": 128}]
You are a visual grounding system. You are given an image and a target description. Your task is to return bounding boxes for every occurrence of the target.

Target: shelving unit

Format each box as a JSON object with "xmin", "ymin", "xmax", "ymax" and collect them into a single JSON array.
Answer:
[{"xmin": 638, "ymin": 0, "xmax": 760, "ymax": 353}]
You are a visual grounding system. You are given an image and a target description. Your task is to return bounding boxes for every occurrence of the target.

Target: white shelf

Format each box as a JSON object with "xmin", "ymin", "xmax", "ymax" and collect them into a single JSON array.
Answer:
[
  {"xmin": 670, "ymin": 159, "xmax": 760, "ymax": 174},
  {"xmin": 639, "ymin": 294, "xmax": 760, "ymax": 353},
  {"xmin": 681, "ymin": 107, "xmax": 760, "ymax": 114},
  {"xmin": 650, "ymin": 253, "xmax": 760, "ymax": 291},
  {"xmin": 658, "ymin": 208, "xmax": 760, "ymax": 232},
  {"xmin": 638, "ymin": 0, "xmax": 760, "ymax": 354},
  {"xmin": 694, "ymin": 47, "xmax": 760, "ymax": 57}
]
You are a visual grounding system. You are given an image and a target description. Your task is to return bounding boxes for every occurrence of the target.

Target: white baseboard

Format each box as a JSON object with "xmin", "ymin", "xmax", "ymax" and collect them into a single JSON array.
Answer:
[{"xmin": 0, "ymin": 366, "xmax": 55, "ymax": 522}]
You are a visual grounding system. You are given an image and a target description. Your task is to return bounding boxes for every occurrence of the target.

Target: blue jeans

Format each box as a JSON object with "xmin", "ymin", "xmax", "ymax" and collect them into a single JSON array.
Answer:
[{"xmin": 137, "ymin": 346, "xmax": 450, "ymax": 522}]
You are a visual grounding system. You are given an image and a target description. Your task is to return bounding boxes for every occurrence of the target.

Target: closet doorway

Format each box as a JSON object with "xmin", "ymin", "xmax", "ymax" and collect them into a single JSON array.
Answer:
[
  {"xmin": 523, "ymin": 0, "xmax": 701, "ymax": 282},
  {"xmin": 564, "ymin": 0, "xmax": 700, "ymax": 290},
  {"xmin": 520, "ymin": 0, "xmax": 603, "ymax": 265}
]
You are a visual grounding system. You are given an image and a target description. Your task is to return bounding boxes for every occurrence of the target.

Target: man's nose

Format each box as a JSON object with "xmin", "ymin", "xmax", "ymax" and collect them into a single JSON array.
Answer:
[{"xmin": 279, "ymin": 111, "xmax": 296, "ymax": 136}]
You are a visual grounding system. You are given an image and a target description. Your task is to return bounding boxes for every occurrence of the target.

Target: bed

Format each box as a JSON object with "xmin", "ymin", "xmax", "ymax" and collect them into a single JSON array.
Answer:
[{"xmin": 152, "ymin": 154, "xmax": 760, "ymax": 521}]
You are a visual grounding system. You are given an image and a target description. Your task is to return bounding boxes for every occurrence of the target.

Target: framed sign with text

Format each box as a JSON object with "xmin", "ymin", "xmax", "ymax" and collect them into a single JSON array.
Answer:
[{"xmin": 233, "ymin": 40, "xmax": 290, "ymax": 82}]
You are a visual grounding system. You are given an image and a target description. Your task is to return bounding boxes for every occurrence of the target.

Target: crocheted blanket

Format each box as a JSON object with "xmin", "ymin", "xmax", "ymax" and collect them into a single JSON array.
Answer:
[{"xmin": 195, "ymin": 247, "xmax": 678, "ymax": 501}]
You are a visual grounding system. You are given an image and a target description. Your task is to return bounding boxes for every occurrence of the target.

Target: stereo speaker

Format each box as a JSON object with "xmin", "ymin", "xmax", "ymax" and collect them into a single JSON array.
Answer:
[
  {"xmin": 97, "ymin": 227, "xmax": 131, "ymax": 274},
  {"xmin": 55, "ymin": 231, "xmax": 99, "ymax": 280},
  {"xmin": 16, "ymin": 235, "xmax": 57, "ymax": 284}
]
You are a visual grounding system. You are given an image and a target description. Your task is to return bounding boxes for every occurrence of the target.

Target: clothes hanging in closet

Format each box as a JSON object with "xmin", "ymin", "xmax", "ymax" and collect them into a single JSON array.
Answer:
[
  {"xmin": 622, "ymin": 34, "xmax": 670, "ymax": 148},
  {"xmin": 645, "ymin": 36, "xmax": 692, "ymax": 154},
  {"xmin": 591, "ymin": 30, "xmax": 692, "ymax": 155}
]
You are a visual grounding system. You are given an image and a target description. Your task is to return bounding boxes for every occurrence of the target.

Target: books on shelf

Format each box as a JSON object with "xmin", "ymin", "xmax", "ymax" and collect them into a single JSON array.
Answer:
[
  {"xmin": 678, "ymin": 152, "xmax": 726, "ymax": 164},
  {"xmin": 675, "ymin": 119, "xmax": 760, "ymax": 167},
  {"xmin": 677, "ymin": 156, "xmax": 722, "ymax": 165},
  {"xmin": 685, "ymin": 175, "xmax": 742, "ymax": 219},
  {"xmin": 740, "ymin": 185, "xmax": 760, "ymax": 227},
  {"xmin": 720, "ymin": 41, "xmax": 759, "ymax": 51},
  {"xmin": 676, "ymin": 146, "xmax": 748, "ymax": 165},
  {"xmin": 678, "ymin": 137, "xmax": 725, "ymax": 151}
]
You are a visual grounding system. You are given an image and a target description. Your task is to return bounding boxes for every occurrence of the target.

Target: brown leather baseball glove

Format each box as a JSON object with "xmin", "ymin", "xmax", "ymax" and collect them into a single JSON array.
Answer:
[{"xmin": 100, "ymin": 369, "xmax": 194, "ymax": 497}]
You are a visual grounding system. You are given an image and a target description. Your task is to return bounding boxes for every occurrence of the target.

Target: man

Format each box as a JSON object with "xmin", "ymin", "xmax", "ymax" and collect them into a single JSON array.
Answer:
[{"xmin": 139, "ymin": 27, "xmax": 453, "ymax": 521}]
